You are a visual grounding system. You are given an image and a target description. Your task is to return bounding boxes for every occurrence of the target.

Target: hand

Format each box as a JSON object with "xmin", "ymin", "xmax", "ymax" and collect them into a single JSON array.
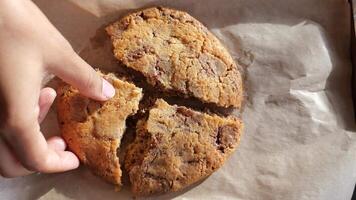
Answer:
[{"xmin": 0, "ymin": 0, "xmax": 116, "ymax": 177}]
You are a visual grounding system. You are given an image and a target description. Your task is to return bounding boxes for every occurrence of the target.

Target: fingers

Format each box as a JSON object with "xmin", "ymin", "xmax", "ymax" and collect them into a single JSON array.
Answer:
[
  {"xmin": 48, "ymin": 52, "xmax": 115, "ymax": 101},
  {"xmin": 44, "ymin": 148, "xmax": 80, "ymax": 172},
  {"xmin": 3, "ymin": 117, "xmax": 80, "ymax": 173},
  {"xmin": 0, "ymin": 136, "xmax": 76, "ymax": 178},
  {"xmin": 36, "ymin": 136, "xmax": 80, "ymax": 172},
  {"xmin": 37, "ymin": 89, "xmax": 79, "ymax": 171},
  {"xmin": 0, "ymin": 137, "xmax": 32, "ymax": 178},
  {"xmin": 38, "ymin": 87, "xmax": 56, "ymax": 123},
  {"xmin": 3, "ymin": 114, "xmax": 80, "ymax": 173},
  {"xmin": 1, "ymin": 75, "xmax": 79, "ymax": 174},
  {"xmin": 47, "ymin": 136, "xmax": 66, "ymax": 151}
]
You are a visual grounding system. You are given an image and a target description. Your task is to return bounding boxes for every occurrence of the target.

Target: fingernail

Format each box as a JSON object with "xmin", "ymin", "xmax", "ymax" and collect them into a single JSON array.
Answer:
[{"xmin": 102, "ymin": 79, "xmax": 115, "ymax": 99}]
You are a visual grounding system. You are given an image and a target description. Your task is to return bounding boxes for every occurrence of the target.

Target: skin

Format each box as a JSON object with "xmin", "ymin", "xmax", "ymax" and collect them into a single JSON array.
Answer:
[{"xmin": 0, "ymin": 0, "xmax": 116, "ymax": 177}]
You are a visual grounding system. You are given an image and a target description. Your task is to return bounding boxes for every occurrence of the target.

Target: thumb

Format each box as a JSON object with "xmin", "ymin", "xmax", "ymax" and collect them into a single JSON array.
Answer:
[{"xmin": 49, "ymin": 52, "xmax": 115, "ymax": 101}]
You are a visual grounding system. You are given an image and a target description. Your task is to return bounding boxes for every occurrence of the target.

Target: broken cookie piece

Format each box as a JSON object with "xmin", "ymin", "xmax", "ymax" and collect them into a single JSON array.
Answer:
[
  {"xmin": 125, "ymin": 99, "xmax": 242, "ymax": 196},
  {"xmin": 56, "ymin": 73, "xmax": 143, "ymax": 187},
  {"xmin": 106, "ymin": 7, "xmax": 243, "ymax": 108}
]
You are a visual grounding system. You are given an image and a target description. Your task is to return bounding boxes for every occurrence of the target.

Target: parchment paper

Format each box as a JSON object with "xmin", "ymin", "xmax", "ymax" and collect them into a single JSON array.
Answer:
[{"xmin": 1, "ymin": 0, "xmax": 356, "ymax": 200}]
